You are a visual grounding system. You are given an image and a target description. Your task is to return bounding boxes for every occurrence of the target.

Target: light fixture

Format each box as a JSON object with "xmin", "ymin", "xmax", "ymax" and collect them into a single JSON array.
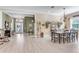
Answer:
[
  {"xmin": 63, "ymin": 8, "xmax": 66, "ymax": 22},
  {"xmin": 51, "ymin": 6, "xmax": 55, "ymax": 8}
]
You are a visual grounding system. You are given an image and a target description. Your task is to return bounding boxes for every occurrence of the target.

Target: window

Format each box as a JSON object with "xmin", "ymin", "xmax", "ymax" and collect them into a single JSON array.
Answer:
[{"xmin": 71, "ymin": 17, "xmax": 79, "ymax": 30}]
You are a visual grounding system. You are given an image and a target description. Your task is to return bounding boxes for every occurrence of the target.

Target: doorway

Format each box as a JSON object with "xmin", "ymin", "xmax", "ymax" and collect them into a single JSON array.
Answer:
[
  {"xmin": 15, "ymin": 19, "xmax": 23, "ymax": 33},
  {"xmin": 23, "ymin": 17, "xmax": 35, "ymax": 35}
]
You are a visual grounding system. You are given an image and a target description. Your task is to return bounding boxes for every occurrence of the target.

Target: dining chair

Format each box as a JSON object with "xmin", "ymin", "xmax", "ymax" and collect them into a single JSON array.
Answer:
[
  {"xmin": 75, "ymin": 31, "xmax": 78, "ymax": 42},
  {"xmin": 51, "ymin": 30, "xmax": 55, "ymax": 41},
  {"xmin": 63, "ymin": 30, "xmax": 70, "ymax": 43},
  {"xmin": 54, "ymin": 33, "xmax": 59, "ymax": 43},
  {"xmin": 59, "ymin": 33, "xmax": 64, "ymax": 43},
  {"xmin": 70, "ymin": 30, "xmax": 76, "ymax": 42}
]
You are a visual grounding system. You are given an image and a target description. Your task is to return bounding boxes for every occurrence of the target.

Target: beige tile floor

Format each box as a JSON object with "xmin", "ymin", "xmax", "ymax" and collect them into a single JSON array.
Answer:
[{"xmin": 0, "ymin": 34, "xmax": 79, "ymax": 53}]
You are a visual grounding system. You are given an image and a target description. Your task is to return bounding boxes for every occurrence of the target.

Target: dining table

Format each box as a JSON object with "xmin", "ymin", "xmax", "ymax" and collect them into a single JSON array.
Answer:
[{"xmin": 51, "ymin": 30, "xmax": 72, "ymax": 43}]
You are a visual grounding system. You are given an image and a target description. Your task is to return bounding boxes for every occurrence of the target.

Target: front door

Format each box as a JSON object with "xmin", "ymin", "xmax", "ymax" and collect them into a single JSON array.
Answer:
[{"xmin": 15, "ymin": 22, "xmax": 23, "ymax": 33}]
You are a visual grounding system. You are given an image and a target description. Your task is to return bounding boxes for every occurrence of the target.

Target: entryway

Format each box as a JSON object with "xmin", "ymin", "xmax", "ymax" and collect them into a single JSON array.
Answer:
[{"xmin": 15, "ymin": 19, "xmax": 23, "ymax": 33}]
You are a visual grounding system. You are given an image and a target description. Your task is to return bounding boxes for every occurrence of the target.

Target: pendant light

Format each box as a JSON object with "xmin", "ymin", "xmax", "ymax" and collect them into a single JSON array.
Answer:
[{"xmin": 63, "ymin": 8, "xmax": 66, "ymax": 22}]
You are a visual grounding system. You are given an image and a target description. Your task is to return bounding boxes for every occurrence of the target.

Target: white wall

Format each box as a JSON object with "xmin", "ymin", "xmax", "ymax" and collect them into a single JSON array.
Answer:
[
  {"xmin": 0, "ymin": 11, "xmax": 4, "ymax": 36},
  {"xmin": 0, "ymin": 11, "xmax": 12, "ymax": 36},
  {"xmin": 0, "ymin": 11, "xmax": 3, "ymax": 29},
  {"xmin": 11, "ymin": 18, "xmax": 14, "ymax": 31}
]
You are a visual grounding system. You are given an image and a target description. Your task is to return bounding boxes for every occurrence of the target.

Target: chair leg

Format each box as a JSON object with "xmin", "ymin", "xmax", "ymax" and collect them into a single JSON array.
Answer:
[
  {"xmin": 76, "ymin": 36, "xmax": 78, "ymax": 42},
  {"xmin": 51, "ymin": 38, "xmax": 53, "ymax": 42},
  {"xmin": 54, "ymin": 37, "xmax": 55, "ymax": 43},
  {"xmin": 72, "ymin": 37, "xmax": 75, "ymax": 42},
  {"xmin": 72, "ymin": 38, "xmax": 74, "ymax": 42},
  {"xmin": 63, "ymin": 38, "xmax": 65, "ymax": 43},
  {"xmin": 54, "ymin": 39, "xmax": 56, "ymax": 43},
  {"xmin": 69, "ymin": 38, "xmax": 71, "ymax": 43},
  {"xmin": 67, "ymin": 38, "xmax": 69, "ymax": 43},
  {"xmin": 77, "ymin": 38, "xmax": 78, "ymax": 42}
]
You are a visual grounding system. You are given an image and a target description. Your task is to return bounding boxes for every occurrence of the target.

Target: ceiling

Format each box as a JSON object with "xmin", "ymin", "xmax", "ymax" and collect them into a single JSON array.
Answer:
[{"xmin": 0, "ymin": 6, "xmax": 79, "ymax": 18}]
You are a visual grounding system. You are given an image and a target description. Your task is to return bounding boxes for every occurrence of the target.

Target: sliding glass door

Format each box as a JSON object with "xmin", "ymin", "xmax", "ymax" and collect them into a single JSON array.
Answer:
[{"xmin": 70, "ymin": 17, "xmax": 79, "ymax": 30}]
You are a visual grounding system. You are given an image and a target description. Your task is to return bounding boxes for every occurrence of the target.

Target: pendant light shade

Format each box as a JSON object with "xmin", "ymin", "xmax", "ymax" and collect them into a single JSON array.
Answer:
[{"xmin": 63, "ymin": 8, "xmax": 66, "ymax": 22}]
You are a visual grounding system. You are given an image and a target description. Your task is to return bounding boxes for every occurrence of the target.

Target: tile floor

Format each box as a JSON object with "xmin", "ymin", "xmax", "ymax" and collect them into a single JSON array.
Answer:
[{"xmin": 0, "ymin": 34, "xmax": 79, "ymax": 53}]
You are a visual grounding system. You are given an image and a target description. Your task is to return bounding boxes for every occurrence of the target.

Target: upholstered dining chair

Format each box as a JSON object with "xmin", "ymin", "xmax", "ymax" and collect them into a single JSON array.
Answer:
[
  {"xmin": 63, "ymin": 32, "xmax": 70, "ymax": 43},
  {"xmin": 70, "ymin": 30, "xmax": 77, "ymax": 42},
  {"xmin": 54, "ymin": 33, "xmax": 59, "ymax": 43}
]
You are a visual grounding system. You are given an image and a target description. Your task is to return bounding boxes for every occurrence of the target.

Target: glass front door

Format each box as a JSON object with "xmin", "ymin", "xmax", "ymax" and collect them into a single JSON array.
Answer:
[{"xmin": 15, "ymin": 22, "xmax": 23, "ymax": 33}]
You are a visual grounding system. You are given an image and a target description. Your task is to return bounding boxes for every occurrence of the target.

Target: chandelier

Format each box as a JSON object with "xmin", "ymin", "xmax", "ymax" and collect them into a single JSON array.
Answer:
[{"xmin": 63, "ymin": 8, "xmax": 66, "ymax": 22}]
